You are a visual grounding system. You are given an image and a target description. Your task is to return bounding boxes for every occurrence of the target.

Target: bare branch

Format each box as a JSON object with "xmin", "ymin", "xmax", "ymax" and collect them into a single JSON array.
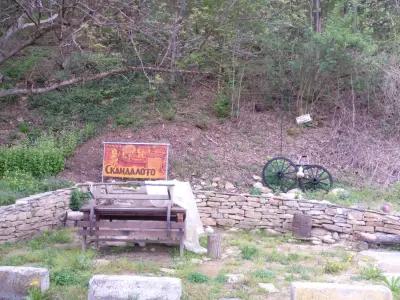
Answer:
[{"xmin": 0, "ymin": 66, "xmax": 213, "ymax": 98}]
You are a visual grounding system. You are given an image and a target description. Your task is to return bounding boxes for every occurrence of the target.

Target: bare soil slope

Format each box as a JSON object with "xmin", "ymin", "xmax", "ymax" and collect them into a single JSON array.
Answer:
[{"xmin": 58, "ymin": 86, "xmax": 399, "ymax": 188}]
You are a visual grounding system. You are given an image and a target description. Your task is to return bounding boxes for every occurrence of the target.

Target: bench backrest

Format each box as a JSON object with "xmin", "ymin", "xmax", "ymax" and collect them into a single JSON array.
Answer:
[{"xmin": 89, "ymin": 182, "xmax": 174, "ymax": 208}]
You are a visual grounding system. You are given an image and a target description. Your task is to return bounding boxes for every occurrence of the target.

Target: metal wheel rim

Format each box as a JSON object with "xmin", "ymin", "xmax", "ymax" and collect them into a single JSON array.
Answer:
[
  {"xmin": 299, "ymin": 165, "xmax": 333, "ymax": 192},
  {"xmin": 262, "ymin": 157, "xmax": 297, "ymax": 192}
]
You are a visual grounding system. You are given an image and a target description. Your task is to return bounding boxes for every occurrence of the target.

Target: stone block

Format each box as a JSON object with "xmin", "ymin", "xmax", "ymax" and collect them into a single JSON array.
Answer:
[
  {"xmin": 88, "ymin": 275, "xmax": 182, "ymax": 300},
  {"xmin": 0, "ymin": 266, "xmax": 49, "ymax": 300},
  {"xmin": 244, "ymin": 211, "xmax": 262, "ymax": 219},
  {"xmin": 217, "ymin": 219, "xmax": 236, "ymax": 227},
  {"xmin": 291, "ymin": 282, "xmax": 392, "ymax": 300}
]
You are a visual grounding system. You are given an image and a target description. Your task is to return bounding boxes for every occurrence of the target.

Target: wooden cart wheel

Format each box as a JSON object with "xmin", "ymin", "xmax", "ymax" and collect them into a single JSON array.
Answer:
[
  {"xmin": 299, "ymin": 164, "xmax": 333, "ymax": 192},
  {"xmin": 262, "ymin": 157, "xmax": 297, "ymax": 192}
]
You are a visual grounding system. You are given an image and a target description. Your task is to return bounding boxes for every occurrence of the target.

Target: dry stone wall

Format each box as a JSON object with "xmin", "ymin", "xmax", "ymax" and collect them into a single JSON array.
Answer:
[
  {"xmin": 0, "ymin": 189, "xmax": 71, "ymax": 243},
  {"xmin": 194, "ymin": 190, "xmax": 400, "ymax": 244}
]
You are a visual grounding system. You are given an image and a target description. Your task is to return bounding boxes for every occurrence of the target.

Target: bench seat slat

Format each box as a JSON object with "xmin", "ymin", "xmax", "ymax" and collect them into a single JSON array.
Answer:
[{"xmin": 77, "ymin": 220, "xmax": 184, "ymax": 229}]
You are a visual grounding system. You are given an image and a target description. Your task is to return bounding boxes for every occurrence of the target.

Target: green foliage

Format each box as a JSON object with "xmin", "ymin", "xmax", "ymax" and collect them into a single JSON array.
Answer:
[
  {"xmin": 29, "ymin": 229, "xmax": 72, "ymax": 250},
  {"xmin": 323, "ymin": 260, "xmax": 348, "ymax": 274},
  {"xmin": 18, "ymin": 122, "xmax": 30, "ymax": 134},
  {"xmin": 187, "ymin": 272, "xmax": 209, "ymax": 283},
  {"xmin": 52, "ymin": 269, "xmax": 83, "ymax": 286},
  {"xmin": 69, "ymin": 189, "xmax": 90, "ymax": 211},
  {"xmin": 382, "ymin": 276, "xmax": 400, "ymax": 296},
  {"xmin": 240, "ymin": 244, "xmax": 258, "ymax": 260},
  {"xmin": 29, "ymin": 74, "xmax": 149, "ymax": 130},
  {"xmin": 0, "ymin": 171, "xmax": 71, "ymax": 206},
  {"xmin": 0, "ymin": 48, "xmax": 50, "ymax": 82},
  {"xmin": 359, "ymin": 265, "xmax": 384, "ymax": 281},
  {"xmin": 252, "ymin": 269, "xmax": 275, "ymax": 282},
  {"xmin": 213, "ymin": 93, "xmax": 230, "ymax": 118},
  {"xmin": 27, "ymin": 287, "xmax": 46, "ymax": 300},
  {"xmin": 0, "ymin": 136, "xmax": 65, "ymax": 177}
]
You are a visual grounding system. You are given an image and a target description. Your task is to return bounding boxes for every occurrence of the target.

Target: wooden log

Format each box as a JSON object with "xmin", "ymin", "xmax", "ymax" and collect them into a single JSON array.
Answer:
[
  {"xmin": 357, "ymin": 232, "xmax": 400, "ymax": 245},
  {"xmin": 207, "ymin": 233, "xmax": 222, "ymax": 259}
]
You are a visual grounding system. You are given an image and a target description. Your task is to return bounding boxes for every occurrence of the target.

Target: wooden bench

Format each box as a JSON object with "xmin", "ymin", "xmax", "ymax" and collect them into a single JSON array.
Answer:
[{"xmin": 77, "ymin": 182, "xmax": 186, "ymax": 255}]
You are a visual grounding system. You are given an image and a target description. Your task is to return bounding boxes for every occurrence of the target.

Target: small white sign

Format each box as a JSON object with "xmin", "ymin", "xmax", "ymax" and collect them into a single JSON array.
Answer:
[{"xmin": 296, "ymin": 114, "xmax": 312, "ymax": 125}]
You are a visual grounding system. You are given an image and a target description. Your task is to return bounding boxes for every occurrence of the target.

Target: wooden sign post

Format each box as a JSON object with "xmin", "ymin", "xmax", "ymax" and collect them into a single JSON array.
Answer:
[{"xmin": 102, "ymin": 142, "xmax": 169, "ymax": 181}]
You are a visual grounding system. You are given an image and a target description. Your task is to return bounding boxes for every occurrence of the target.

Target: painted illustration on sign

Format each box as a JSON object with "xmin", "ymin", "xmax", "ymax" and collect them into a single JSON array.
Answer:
[{"xmin": 102, "ymin": 143, "xmax": 169, "ymax": 180}]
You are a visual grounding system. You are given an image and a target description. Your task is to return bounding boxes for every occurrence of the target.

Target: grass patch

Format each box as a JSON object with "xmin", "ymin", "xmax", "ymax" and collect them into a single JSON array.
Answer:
[
  {"xmin": 323, "ymin": 260, "xmax": 348, "ymax": 274},
  {"xmin": 187, "ymin": 272, "xmax": 209, "ymax": 283},
  {"xmin": 306, "ymin": 182, "xmax": 400, "ymax": 211},
  {"xmin": 359, "ymin": 265, "xmax": 384, "ymax": 281},
  {"xmin": 240, "ymin": 244, "xmax": 259, "ymax": 260},
  {"xmin": 251, "ymin": 269, "xmax": 275, "ymax": 282}
]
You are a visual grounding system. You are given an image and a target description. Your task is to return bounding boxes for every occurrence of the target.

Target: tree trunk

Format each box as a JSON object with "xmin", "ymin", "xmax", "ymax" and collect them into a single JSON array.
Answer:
[
  {"xmin": 356, "ymin": 232, "xmax": 400, "ymax": 245},
  {"xmin": 207, "ymin": 233, "xmax": 222, "ymax": 259}
]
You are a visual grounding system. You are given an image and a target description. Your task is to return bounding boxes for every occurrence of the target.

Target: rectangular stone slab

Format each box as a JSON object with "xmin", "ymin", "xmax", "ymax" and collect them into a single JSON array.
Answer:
[
  {"xmin": 88, "ymin": 275, "xmax": 182, "ymax": 300},
  {"xmin": 291, "ymin": 282, "xmax": 392, "ymax": 300},
  {"xmin": 0, "ymin": 266, "xmax": 50, "ymax": 300}
]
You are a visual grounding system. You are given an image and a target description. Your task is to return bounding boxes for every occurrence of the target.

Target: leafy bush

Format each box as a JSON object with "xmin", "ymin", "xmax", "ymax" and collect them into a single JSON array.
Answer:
[
  {"xmin": 0, "ymin": 171, "xmax": 71, "ymax": 207},
  {"xmin": 187, "ymin": 272, "xmax": 209, "ymax": 283},
  {"xmin": 0, "ymin": 137, "xmax": 64, "ymax": 177},
  {"xmin": 213, "ymin": 93, "xmax": 230, "ymax": 118},
  {"xmin": 69, "ymin": 189, "xmax": 90, "ymax": 211}
]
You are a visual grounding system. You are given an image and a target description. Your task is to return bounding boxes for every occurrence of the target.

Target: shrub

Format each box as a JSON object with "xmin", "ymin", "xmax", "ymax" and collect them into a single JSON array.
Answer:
[
  {"xmin": 213, "ymin": 93, "xmax": 230, "ymax": 118},
  {"xmin": 69, "ymin": 189, "xmax": 90, "ymax": 211},
  {"xmin": 187, "ymin": 272, "xmax": 209, "ymax": 283}
]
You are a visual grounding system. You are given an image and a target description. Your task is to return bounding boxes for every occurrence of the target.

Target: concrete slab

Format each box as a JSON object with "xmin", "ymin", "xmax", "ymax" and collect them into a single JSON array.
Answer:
[{"xmin": 291, "ymin": 282, "xmax": 392, "ymax": 300}]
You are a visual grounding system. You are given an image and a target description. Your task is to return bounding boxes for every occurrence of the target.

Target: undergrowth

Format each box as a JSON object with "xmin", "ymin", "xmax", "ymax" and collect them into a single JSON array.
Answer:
[{"xmin": 0, "ymin": 125, "xmax": 95, "ymax": 206}]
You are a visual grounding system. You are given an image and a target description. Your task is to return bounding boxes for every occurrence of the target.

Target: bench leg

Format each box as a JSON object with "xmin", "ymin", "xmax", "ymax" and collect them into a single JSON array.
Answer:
[
  {"xmin": 82, "ymin": 233, "xmax": 87, "ymax": 251},
  {"xmin": 179, "ymin": 231, "xmax": 184, "ymax": 257}
]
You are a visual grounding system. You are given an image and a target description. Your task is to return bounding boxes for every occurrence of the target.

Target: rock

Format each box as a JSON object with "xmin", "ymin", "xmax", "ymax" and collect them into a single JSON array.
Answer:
[
  {"xmin": 265, "ymin": 228, "xmax": 280, "ymax": 236},
  {"xmin": 381, "ymin": 203, "xmax": 393, "ymax": 214},
  {"xmin": 311, "ymin": 239, "xmax": 322, "ymax": 245},
  {"xmin": 291, "ymin": 282, "xmax": 392, "ymax": 300},
  {"xmin": 355, "ymin": 241, "xmax": 369, "ymax": 251},
  {"xmin": 311, "ymin": 228, "xmax": 331, "ymax": 237},
  {"xmin": 219, "ymin": 298, "xmax": 241, "ymax": 300},
  {"xmin": 66, "ymin": 211, "xmax": 84, "ymax": 221},
  {"xmin": 253, "ymin": 182, "xmax": 263, "ymax": 189},
  {"xmin": 332, "ymin": 232, "xmax": 340, "ymax": 241},
  {"xmin": 212, "ymin": 177, "xmax": 221, "ymax": 182},
  {"xmin": 0, "ymin": 266, "xmax": 50, "ymax": 300},
  {"xmin": 160, "ymin": 268, "xmax": 176, "ymax": 275},
  {"xmin": 322, "ymin": 235, "xmax": 336, "ymax": 244},
  {"xmin": 281, "ymin": 189, "xmax": 304, "ymax": 200},
  {"xmin": 94, "ymin": 259, "xmax": 111, "ymax": 267},
  {"xmin": 205, "ymin": 226, "xmax": 215, "ymax": 234},
  {"xmin": 252, "ymin": 175, "xmax": 262, "ymax": 181},
  {"xmin": 191, "ymin": 258, "xmax": 203, "ymax": 264},
  {"xmin": 88, "ymin": 275, "xmax": 182, "ymax": 300},
  {"xmin": 258, "ymin": 283, "xmax": 279, "ymax": 293},
  {"xmin": 200, "ymin": 181, "xmax": 207, "ymax": 186},
  {"xmin": 329, "ymin": 188, "xmax": 350, "ymax": 199},
  {"xmin": 225, "ymin": 182, "xmax": 235, "ymax": 190},
  {"xmin": 226, "ymin": 273, "xmax": 245, "ymax": 284}
]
